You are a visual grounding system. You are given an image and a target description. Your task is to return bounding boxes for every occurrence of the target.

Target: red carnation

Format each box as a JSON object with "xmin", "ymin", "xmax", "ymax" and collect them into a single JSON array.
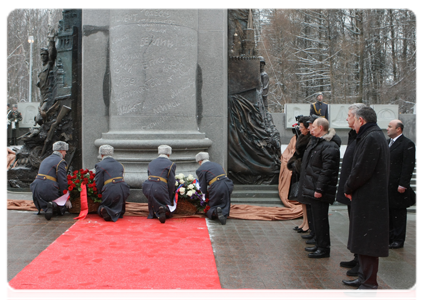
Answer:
[
  {"xmin": 98, "ymin": 194, "xmax": 102, "ymax": 198},
  {"xmin": 63, "ymin": 190, "xmax": 68, "ymax": 194},
  {"xmin": 69, "ymin": 186, "xmax": 74, "ymax": 191},
  {"xmin": 75, "ymin": 179, "xmax": 80, "ymax": 183},
  {"xmin": 93, "ymin": 187, "xmax": 97, "ymax": 191},
  {"xmin": 68, "ymin": 180, "xmax": 72, "ymax": 185},
  {"xmin": 90, "ymin": 175, "xmax": 95, "ymax": 180},
  {"xmin": 205, "ymin": 197, "xmax": 209, "ymax": 203},
  {"xmin": 204, "ymin": 205, "xmax": 210, "ymax": 214},
  {"xmin": 67, "ymin": 175, "xmax": 72, "ymax": 180},
  {"xmin": 73, "ymin": 170, "xmax": 78, "ymax": 175}
]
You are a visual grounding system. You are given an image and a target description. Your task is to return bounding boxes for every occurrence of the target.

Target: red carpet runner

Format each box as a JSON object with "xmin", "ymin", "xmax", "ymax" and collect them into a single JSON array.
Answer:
[{"xmin": 9, "ymin": 215, "xmax": 221, "ymax": 289}]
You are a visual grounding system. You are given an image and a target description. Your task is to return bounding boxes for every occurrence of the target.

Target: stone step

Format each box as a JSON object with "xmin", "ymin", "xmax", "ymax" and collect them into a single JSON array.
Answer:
[
  {"xmin": 232, "ymin": 190, "xmax": 280, "ymax": 198},
  {"xmin": 233, "ymin": 185, "xmax": 278, "ymax": 191},
  {"xmin": 231, "ymin": 197, "xmax": 284, "ymax": 205}
]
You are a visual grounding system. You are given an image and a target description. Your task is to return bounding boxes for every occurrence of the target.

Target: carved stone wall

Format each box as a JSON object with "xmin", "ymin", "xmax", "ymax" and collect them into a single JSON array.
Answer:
[{"xmin": 82, "ymin": 10, "xmax": 228, "ymax": 201}]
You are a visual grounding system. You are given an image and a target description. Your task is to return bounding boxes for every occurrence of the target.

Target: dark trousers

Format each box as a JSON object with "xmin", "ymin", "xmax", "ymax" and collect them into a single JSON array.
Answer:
[
  {"xmin": 358, "ymin": 254, "xmax": 379, "ymax": 288},
  {"xmin": 306, "ymin": 204, "xmax": 314, "ymax": 236},
  {"xmin": 347, "ymin": 205, "xmax": 358, "ymax": 262},
  {"xmin": 389, "ymin": 208, "xmax": 407, "ymax": 245},
  {"xmin": 310, "ymin": 201, "xmax": 330, "ymax": 250}
]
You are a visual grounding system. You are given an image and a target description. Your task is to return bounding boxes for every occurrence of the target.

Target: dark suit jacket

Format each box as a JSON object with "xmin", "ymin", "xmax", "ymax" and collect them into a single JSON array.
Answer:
[{"xmin": 388, "ymin": 135, "xmax": 416, "ymax": 208}]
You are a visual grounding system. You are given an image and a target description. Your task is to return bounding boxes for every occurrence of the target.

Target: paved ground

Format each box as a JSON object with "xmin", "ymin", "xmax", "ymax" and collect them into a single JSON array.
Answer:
[{"xmin": 7, "ymin": 191, "xmax": 416, "ymax": 290}]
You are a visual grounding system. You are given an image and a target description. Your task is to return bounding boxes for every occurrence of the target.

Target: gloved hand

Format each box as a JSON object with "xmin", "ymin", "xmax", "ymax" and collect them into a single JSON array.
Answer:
[{"xmin": 65, "ymin": 200, "xmax": 72, "ymax": 209}]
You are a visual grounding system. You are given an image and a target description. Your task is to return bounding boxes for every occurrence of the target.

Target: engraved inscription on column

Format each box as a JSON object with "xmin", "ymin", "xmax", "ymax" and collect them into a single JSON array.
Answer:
[{"xmin": 109, "ymin": 10, "xmax": 198, "ymax": 131}]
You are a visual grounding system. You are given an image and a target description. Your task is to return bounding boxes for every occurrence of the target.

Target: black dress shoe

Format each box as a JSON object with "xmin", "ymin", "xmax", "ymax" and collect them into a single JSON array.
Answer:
[
  {"xmin": 344, "ymin": 288, "xmax": 376, "ymax": 298},
  {"xmin": 306, "ymin": 238, "xmax": 316, "ymax": 245},
  {"xmin": 346, "ymin": 263, "xmax": 359, "ymax": 276},
  {"xmin": 305, "ymin": 246, "xmax": 317, "ymax": 252},
  {"xmin": 216, "ymin": 207, "xmax": 226, "ymax": 225},
  {"xmin": 389, "ymin": 242, "xmax": 404, "ymax": 249},
  {"xmin": 293, "ymin": 226, "xmax": 299, "ymax": 230},
  {"xmin": 301, "ymin": 234, "xmax": 314, "ymax": 240},
  {"xmin": 340, "ymin": 258, "xmax": 358, "ymax": 268},
  {"xmin": 297, "ymin": 228, "xmax": 309, "ymax": 233},
  {"xmin": 101, "ymin": 208, "xmax": 112, "ymax": 221},
  {"xmin": 342, "ymin": 278, "xmax": 361, "ymax": 287},
  {"xmin": 157, "ymin": 206, "xmax": 166, "ymax": 224},
  {"xmin": 308, "ymin": 249, "xmax": 330, "ymax": 258},
  {"xmin": 45, "ymin": 202, "xmax": 53, "ymax": 220}
]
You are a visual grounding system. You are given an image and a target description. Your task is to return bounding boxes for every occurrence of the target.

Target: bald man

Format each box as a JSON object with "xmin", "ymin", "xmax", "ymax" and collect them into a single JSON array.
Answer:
[{"xmin": 386, "ymin": 119, "xmax": 415, "ymax": 249}]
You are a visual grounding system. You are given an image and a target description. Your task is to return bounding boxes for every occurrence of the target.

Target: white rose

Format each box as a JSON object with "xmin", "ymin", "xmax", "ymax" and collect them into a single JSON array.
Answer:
[
  {"xmin": 187, "ymin": 174, "xmax": 195, "ymax": 181},
  {"xmin": 175, "ymin": 174, "xmax": 180, "ymax": 180},
  {"xmin": 179, "ymin": 187, "xmax": 185, "ymax": 194},
  {"xmin": 178, "ymin": 173, "xmax": 185, "ymax": 178},
  {"xmin": 188, "ymin": 184, "xmax": 194, "ymax": 190},
  {"xmin": 175, "ymin": 182, "xmax": 179, "ymax": 186},
  {"xmin": 187, "ymin": 191, "xmax": 193, "ymax": 197},
  {"xmin": 180, "ymin": 179, "xmax": 185, "ymax": 184}
]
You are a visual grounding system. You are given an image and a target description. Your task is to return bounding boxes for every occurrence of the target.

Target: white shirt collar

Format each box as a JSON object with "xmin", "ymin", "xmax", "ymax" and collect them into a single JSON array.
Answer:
[
  {"xmin": 102, "ymin": 155, "xmax": 113, "ymax": 160},
  {"xmin": 158, "ymin": 154, "xmax": 169, "ymax": 159},
  {"xmin": 391, "ymin": 134, "xmax": 402, "ymax": 142}
]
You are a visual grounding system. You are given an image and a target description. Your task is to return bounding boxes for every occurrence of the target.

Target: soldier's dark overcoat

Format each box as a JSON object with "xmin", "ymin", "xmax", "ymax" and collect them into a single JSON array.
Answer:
[
  {"xmin": 196, "ymin": 161, "xmax": 233, "ymax": 219},
  {"xmin": 95, "ymin": 156, "xmax": 130, "ymax": 222},
  {"xmin": 142, "ymin": 156, "xmax": 176, "ymax": 218},
  {"xmin": 30, "ymin": 152, "xmax": 67, "ymax": 211}
]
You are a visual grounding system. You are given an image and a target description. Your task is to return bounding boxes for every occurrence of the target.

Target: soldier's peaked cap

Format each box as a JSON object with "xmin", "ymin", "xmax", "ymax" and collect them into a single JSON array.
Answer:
[
  {"xmin": 99, "ymin": 145, "xmax": 114, "ymax": 156},
  {"xmin": 195, "ymin": 152, "xmax": 209, "ymax": 162},
  {"xmin": 52, "ymin": 141, "xmax": 69, "ymax": 151},
  {"xmin": 158, "ymin": 145, "xmax": 172, "ymax": 155}
]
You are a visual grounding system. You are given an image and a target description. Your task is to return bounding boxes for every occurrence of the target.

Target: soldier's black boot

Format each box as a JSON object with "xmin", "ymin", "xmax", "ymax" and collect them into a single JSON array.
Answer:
[
  {"xmin": 216, "ymin": 207, "xmax": 226, "ymax": 225},
  {"xmin": 100, "ymin": 207, "xmax": 112, "ymax": 221},
  {"xmin": 157, "ymin": 206, "xmax": 166, "ymax": 224},
  {"xmin": 45, "ymin": 202, "xmax": 53, "ymax": 220},
  {"xmin": 58, "ymin": 205, "xmax": 67, "ymax": 216}
]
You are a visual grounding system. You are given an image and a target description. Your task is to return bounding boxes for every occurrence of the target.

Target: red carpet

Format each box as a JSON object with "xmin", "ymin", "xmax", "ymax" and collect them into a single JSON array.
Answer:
[{"xmin": 9, "ymin": 215, "xmax": 221, "ymax": 289}]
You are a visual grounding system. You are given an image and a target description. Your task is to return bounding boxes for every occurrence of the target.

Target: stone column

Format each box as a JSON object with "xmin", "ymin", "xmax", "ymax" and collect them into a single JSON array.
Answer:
[{"xmin": 94, "ymin": 10, "xmax": 211, "ymax": 192}]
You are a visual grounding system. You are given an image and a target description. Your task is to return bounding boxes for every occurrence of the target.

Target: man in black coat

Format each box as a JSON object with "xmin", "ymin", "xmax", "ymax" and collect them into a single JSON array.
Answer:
[
  {"xmin": 386, "ymin": 119, "xmax": 416, "ymax": 249},
  {"xmin": 95, "ymin": 145, "xmax": 130, "ymax": 222},
  {"xmin": 299, "ymin": 117, "xmax": 340, "ymax": 258},
  {"xmin": 30, "ymin": 141, "xmax": 68, "ymax": 220},
  {"xmin": 143, "ymin": 145, "xmax": 177, "ymax": 223},
  {"xmin": 343, "ymin": 106, "xmax": 390, "ymax": 289},
  {"xmin": 196, "ymin": 152, "xmax": 233, "ymax": 225},
  {"xmin": 336, "ymin": 103, "xmax": 365, "ymax": 276}
]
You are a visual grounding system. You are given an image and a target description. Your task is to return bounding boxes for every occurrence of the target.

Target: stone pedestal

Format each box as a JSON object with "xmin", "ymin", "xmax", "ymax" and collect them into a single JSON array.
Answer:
[{"xmin": 82, "ymin": 10, "xmax": 227, "ymax": 201}]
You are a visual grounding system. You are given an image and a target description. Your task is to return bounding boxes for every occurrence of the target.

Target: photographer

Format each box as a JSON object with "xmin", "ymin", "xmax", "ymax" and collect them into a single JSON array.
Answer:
[{"xmin": 287, "ymin": 116, "xmax": 312, "ymax": 233}]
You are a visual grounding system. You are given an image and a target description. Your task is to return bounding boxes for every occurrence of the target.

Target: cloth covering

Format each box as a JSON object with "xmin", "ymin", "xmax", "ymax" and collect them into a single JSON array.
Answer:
[
  {"xmin": 7, "ymin": 200, "xmax": 303, "ymax": 221},
  {"xmin": 277, "ymin": 136, "xmax": 303, "ymax": 214}
]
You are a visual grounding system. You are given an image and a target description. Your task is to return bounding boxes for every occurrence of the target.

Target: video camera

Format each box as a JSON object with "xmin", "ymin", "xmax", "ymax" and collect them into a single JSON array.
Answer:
[{"xmin": 291, "ymin": 115, "xmax": 303, "ymax": 137}]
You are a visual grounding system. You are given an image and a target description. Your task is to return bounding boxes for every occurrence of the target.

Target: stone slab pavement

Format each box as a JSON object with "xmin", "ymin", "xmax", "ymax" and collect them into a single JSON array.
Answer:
[{"xmin": 6, "ymin": 191, "xmax": 417, "ymax": 295}]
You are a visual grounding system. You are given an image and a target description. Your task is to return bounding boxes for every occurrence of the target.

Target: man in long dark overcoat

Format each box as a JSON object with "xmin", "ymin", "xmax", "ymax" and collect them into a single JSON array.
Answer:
[
  {"xmin": 386, "ymin": 119, "xmax": 416, "ymax": 249},
  {"xmin": 335, "ymin": 103, "xmax": 365, "ymax": 276},
  {"xmin": 30, "ymin": 141, "xmax": 68, "ymax": 220},
  {"xmin": 95, "ymin": 145, "xmax": 130, "ymax": 222},
  {"xmin": 143, "ymin": 145, "xmax": 176, "ymax": 223},
  {"xmin": 196, "ymin": 152, "xmax": 233, "ymax": 225},
  {"xmin": 343, "ymin": 106, "xmax": 390, "ymax": 289}
]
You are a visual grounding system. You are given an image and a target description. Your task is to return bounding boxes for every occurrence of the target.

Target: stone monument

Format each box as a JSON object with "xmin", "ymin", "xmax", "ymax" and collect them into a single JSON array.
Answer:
[
  {"xmin": 227, "ymin": 9, "xmax": 281, "ymax": 185},
  {"xmin": 8, "ymin": 10, "xmax": 82, "ymax": 188},
  {"xmin": 82, "ymin": 10, "xmax": 228, "ymax": 201}
]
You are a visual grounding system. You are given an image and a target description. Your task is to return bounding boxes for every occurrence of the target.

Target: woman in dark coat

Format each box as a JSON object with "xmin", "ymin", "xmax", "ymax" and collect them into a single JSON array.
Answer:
[{"xmin": 287, "ymin": 116, "xmax": 311, "ymax": 232}]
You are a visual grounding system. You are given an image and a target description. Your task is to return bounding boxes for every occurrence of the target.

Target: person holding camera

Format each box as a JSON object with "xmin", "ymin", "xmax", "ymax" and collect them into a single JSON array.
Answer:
[{"xmin": 287, "ymin": 116, "xmax": 312, "ymax": 233}]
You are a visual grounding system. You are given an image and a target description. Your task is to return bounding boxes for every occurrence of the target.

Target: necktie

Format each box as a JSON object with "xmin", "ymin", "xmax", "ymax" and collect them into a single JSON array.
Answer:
[{"xmin": 389, "ymin": 139, "xmax": 394, "ymax": 147}]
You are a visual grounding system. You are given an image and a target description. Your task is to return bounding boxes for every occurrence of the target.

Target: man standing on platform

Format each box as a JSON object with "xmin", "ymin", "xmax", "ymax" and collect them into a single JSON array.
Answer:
[
  {"xmin": 143, "ymin": 145, "xmax": 177, "ymax": 224},
  {"xmin": 95, "ymin": 145, "xmax": 130, "ymax": 222},
  {"xmin": 336, "ymin": 103, "xmax": 365, "ymax": 276},
  {"xmin": 195, "ymin": 152, "xmax": 233, "ymax": 225},
  {"xmin": 7, "ymin": 104, "xmax": 22, "ymax": 146},
  {"xmin": 310, "ymin": 92, "xmax": 328, "ymax": 119},
  {"xmin": 299, "ymin": 118, "xmax": 340, "ymax": 258},
  {"xmin": 386, "ymin": 119, "xmax": 416, "ymax": 249},
  {"xmin": 30, "ymin": 141, "xmax": 68, "ymax": 220},
  {"xmin": 342, "ymin": 106, "xmax": 390, "ymax": 289}
]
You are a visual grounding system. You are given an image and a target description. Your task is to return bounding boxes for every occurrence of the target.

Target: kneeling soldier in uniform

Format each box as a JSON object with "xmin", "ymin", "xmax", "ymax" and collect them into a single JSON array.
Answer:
[
  {"xmin": 143, "ymin": 145, "xmax": 177, "ymax": 224},
  {"xmin": 195, "ymin": 152, "xmax": 233, "ymax": 225},
  {"xmin": 95, "ymin": 145, "xmax": 130, "ymax": 222},
  {"xmin": 30, "ymin": 141, "xmax": 68, "ymax": 220}
]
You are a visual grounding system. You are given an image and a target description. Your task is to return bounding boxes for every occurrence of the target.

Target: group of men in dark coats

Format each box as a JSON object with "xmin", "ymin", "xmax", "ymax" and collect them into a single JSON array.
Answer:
[{"xmin": 142, "ymin": 146, "xmax": 233, "ymax": 225}]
